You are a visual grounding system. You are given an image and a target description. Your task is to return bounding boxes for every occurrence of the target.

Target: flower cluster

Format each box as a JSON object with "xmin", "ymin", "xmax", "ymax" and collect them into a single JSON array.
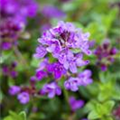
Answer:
[
  {"xmin": 34, "ymin": 21, "xmax": 93, "ymax": 98},
  {"xmin": 94, "ymin": 40, "xmax": 118, "ymax": 71},
  {"xmin": 9, "ymin": 85, "xmax": 30, "ymax": 104},
  {"xmin": 34, "ymin": 21, "xmax": 92, "ymax": 72},
  {"xmin": 0, "ymin": 0, "xmax": 38, "ymax": 50},
  {"xmin": 9, "ymin": 80, "xmax": 36, "ymax": 104}
]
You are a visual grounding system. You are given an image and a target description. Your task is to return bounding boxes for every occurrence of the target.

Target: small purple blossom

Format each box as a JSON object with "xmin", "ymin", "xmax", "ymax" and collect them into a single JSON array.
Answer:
[
  {"xmin": 1, "ymin": 42, "xmax": 12, "ymax": 50},
  {"xmin": 30, "ymin": 76, "xmax": 37, "ymax": 82},
  {"xmin": 10, "ymin": 71, "xmax": 18, "ymax": 78},
  {"xmin": 17, "ymin": 92, "xmax": 30, "ymax": 104},
  {"xmin": 35, "ymin": 70, "xmax": 47, "ymax": 80},
  {"xmin": 40, "ymin": 82, "xmax": 61, "ymax": 98},
  {"xmin": 2, "ymin": 66, "xmax": 9, "ymax": 76},
  {"xmin": 37, "ymin": 58, "xmax": 49, "ymax": 71},
  {"xmin": 34, "ymin": 46, "xmax": 47, "ymax": 58},
  {"xmin": 78, "ymin": 69, "xmax": 93, "ymax": 86},
  {"xmin": 64, "ymin": 77, "xmax": 80, "ymax": 91},
  {"xmin": 9, "ymin": 86, "xmax": 21, "ymax": 95},
  {"xmin": 69, "ymin": 96, "xmax": 84, "ymax": 112},
  {"xmin": 47, "ymin": 62, "xmax": 67, "ymax": 79},
  {"xmin": 100, "ymin": 64, "xmax": 107, "ymax": 71},
  {"xmin": 36, "ymin": 60, "xmax": 67, "ymax": 80},
  {"xmin": 64, "ymin": 70, "xmax": 92, "ymax": 91}
]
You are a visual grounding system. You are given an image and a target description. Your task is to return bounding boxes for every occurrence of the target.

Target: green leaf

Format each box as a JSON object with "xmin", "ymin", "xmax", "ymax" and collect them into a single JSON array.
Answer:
[
  {"xmin": 86, "ymin": 100, "xmax": 115, "ymax": 119},
  {"xmin": 3, "ymin": 111, "xmax": 27, "ymax": 120},
  {"xmin": 84, "ymin": 100, "xmax": 97, "ymax": 113},
  {"xmin": 102, "ymin": 116, "xmax": 114, "ymax": 120},
  {"xmin": 85, "ymin": 22, "xmax": 105, "ymax": 42},
  {"xmin": 86, "ymin": 83, "xmax": 99, "ymax": 96},
  {"xmin": 105, "ymin": 117, "xmax": 113, "ymax": 120},
  {"xmin": 112, "ymin": 91, "xmax": 120, "ymax": 100},
  {"xmin": 9, "ymin": 111, "xmax": 19, "ymax": 120},
  {"xmin": 103, "ymin": 101, "xmax": 115, "ymax": 114},
  {"xmin": 19, "ymin": 111, "xmax": 26, "ymax": 120},
  {"xmin": 101, "ymin": 8, "xmax": 118, "ymax": 31},
  {"xmin": 3, "ymin": 116, "xmax": 13, "ymax": 120},
  {"xmin": 88, "ymin": 111, "xmax": 101, "ymax": 120}
]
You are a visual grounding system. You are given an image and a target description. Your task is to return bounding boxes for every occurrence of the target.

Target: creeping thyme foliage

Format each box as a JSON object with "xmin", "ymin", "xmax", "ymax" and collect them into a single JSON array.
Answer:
[{"xmin": 1, "ymin": 0, "xmax": 120, "ymax": 120}]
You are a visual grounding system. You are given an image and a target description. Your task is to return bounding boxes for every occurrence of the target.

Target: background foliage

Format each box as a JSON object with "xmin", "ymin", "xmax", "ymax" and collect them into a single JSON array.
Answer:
[{"xmin": 0, "ymin": 0, "xmax": 120, "ymax": 120}]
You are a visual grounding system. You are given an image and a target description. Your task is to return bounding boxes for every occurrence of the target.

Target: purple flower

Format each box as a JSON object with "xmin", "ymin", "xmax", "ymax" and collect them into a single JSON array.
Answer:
[
  {"xmin": 35, "ymin": 21, "xmax": 92, "ymax": 73},
  {"xmin": 100, "ymin": 64, "xmax": 107, "ymax": 71},
  {"xmin": 10, "ymin": 71, "xmax": 18, "ymax": 78},
  {"xmin": 58, "ymin": 50, "xmax": 78, "ymax": 73},
  {"xmin": 30, "ymin": 76, "xmax": 37, "ymax": 82},
  {"xmin": 64, "ymin": 70, "xmax": 92, "ymax": 91},
  {"xmin": 64, "ymin": 77, "xmax": 80, "ymax": 91},
  {"xmin": 110, "ymin": 47, "xmax": 118, "ymax": 55},
  {"xmin": 9, "ymin": 86, "xmax": 21, "ymax": 95},
  {"xmin": 42, "ymin": 5, "xmax": 66, "ymax": 19},
  {"xmin": 35, "ymin": 70, "xmax": 47, "ymax": 80},
  {"xmin": 40, "ymin": 82, "xmax": 61, "ymax": 98},
  {"xmin": 2, "ymin": 66, "xmax": 9, "ymax": 76},
  {"xmin": 17, "ymin": 92, "xmax": 29, "ymax": 104},
  {"xmin": 1, "ymin": 42, "xmax": 12, "ymax": 50},
  {"xmin": 47, "ymin": 62, "xmax": 67, "ymax": 79},
  {"xmin": 76, "ymin": 54, "xmax": 90, "ymax": 67},
  {"xmin": 69, "ymin": 96, "xmax": 84, "ymax": 112},
  {"xmin": 33, "ymin": 45, "xmax": 47, "ymax": 58},
  {"xmin": 37, "ymin": 58, "xmax": 49, "ymax": 71},
  {"xmin": 78, "ymin": 69, "xmax": 93, "ymax": 86},
  {"xmin": 58, "ymin": 52, "xmax": 89, "ymax": 73}
]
